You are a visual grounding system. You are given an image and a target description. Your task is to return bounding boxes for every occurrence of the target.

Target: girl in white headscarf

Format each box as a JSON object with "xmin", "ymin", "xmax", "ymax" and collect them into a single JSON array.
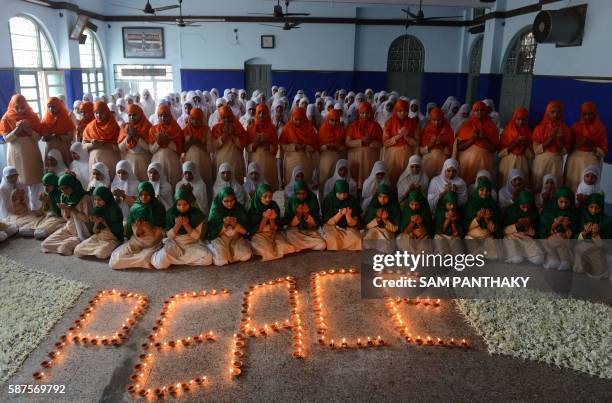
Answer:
[
  {"xmin": 139, "ymin": 89, "xmax": 156, "ymax": 118},
  {"xmin": 498, "ymin": 168, "xmax": 524, "ymax": 210},
  {"xmin": 111, "ymin": 160, "xmax": 139, "ymax": 220},
  {"xmin": 240, "ymin": 100, "xmax": 257, "ymax": 130},
  {"xmin": 376, "ymin": 99, "xmax": 395, "ymax": 129},
  {"xmin": 115, "ymin": 98, "xmax": 129, "ymax": 124},
  {"xmin": 440, "ymin": 96, "xmax": 457, "ymax": 117},
  {"xmin": 88, "ymin": 162, "xmax": 110, "ymax": 191},
  {"xmin": 69, "ymin": 142, "xmax": 90, "ymax": 189},
  {"xmin": 0, "ymin": 166, "xmax": 42, "ymax": 237},
  {"xmin": 45, "ymin": 148, "xmax": 68, "ymax": 177},
  {"xmin": 82, "ymin": 92, "xmax": 93, "ymax": 103},
  {"xmin": 536, "ymin": 173, "xmax": 557, "ymax": 212},
  {"xmin": 467, "ymin": 169, "xmax": 498, "ymax": 200},
  {"xmin": 424, "ymin": 102, "xmax": 438, "ymax": 125},
  {"xmin": 0, "ymin": 166, "xmax": 28, "ymax": 221},
  {"xmin": 284, "ymin": 165, "xmax": 306, "ymax": 199},
  {"xmin": 427, "ymin": 158, "xmax": 468, "ymax": 211},
  {"xmin": 409, "ymin": 99, "xmax": 425, "ymax": 127},
  {"xmin": 483, "ymin": 99, "xmax": 501, "ymax": 128},
  {"xmin": 147, "ymin": 162, "xmax": 173, "ymax": 209},
  {"xmin": 397, "ymin": 155, "xmax": 429, "ymax": 203},
  {"xmin": 306, "ymin": 104, "xmax": 324, "ymax": 129},
  {"xmin": 175, "ymin": 161, "xmax": 209, "ymax": 212},
  {"xmin": 444, "ymin": 99, "xmax": 461, "ymax": 122},
  {"xmin": 176, "ymin": 100, "xmax": 193, "ymax": 129},
  {"xmin": 213, "ymin": 162, "xmax": 246, "ymax": 205},
  {"xmin": 243, "ymin": 162, "xmax": 267, "ymax": 201},
  {"xmin": 361, "ymin": 161, "xmax": 390, "ymax": 212},
  {"xmin": 71, "ymin": 100, "xmax": 82, "ymax": 128},
  {"xmin": 208, "ymin": 98, "xmax": 227, "ymax": 128},
  {"xmin": 450, "ymin": 104, "xmax": 470, "ymax": 133},
  {"xmin": 575, "ymin": 164, "xmax": 602, "ymax": 206},
  {"xmin": 323, "ymin": 159, "xmax": 357, "ymax": 198}
]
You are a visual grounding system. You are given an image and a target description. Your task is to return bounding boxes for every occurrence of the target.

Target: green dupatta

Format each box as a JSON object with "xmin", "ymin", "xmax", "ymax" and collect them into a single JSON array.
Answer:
[
  {"xmin": 503, "ymin": 191, "xmax": 539, "ymax": 236},
  {"xmin": 125, "ymin": 181, "xmax": 166, "ymax": 238},
  {"xmin": 91, "ymin": 186, "xmax": 124, "ymax": 241},
  {"xmin": 283, "ymin": 179, "xmax": 322, "ymax": 230},
  {"xmin": 578, "ymin": 193, "xmax": 612, "ymax": 239},
  {"xmin": 434, "ymin": 191, "xmax": 464, "ymax": 236},
  {"xmin": 399, "ymin": 190, "xmax": 433, "ymax": 237},
  {"xmin": 58, "ymin": 173, "xmax": 87, "ymax": 207},
  {"xmin": 463, "ymin": 177, "xmax": 500, "ymax": 236},
  {"xmin": 165, "ymin": 188, "xmax": 206, "ymax": 234},
  {"xmin": 206, "ymin": 186, "xmax": 248, "ymax": 240},
  {"xmin": 539, "ymin": 187, "xmax": 577, "ymax": 238},
  {"xmin": 42, "ymin": 172, "xmax": 61, "ymax": 216},
  {"xmin": 363, "ymin": 183, "xmax": 400, "ymax": 227},
  {"xmin": 322, "ymin": 180, "xmax": 361, "ymax": 228},
  {"xmin": 247, "ymin": 183, "xmax": 281, "ymax": 235}
]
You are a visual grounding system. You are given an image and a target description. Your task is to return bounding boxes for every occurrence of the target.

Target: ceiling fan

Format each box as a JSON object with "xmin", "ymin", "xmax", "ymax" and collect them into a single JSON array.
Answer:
[
  {"xmin": 260, "ymin": 21, "xmax": 301, "ymax": 31},
  {"xmin": 402, "ymin": 0, "xmax": 463, "ymax": 29},
  {"xmin": 156, "ymin": 0, "xmax": 217, "ymax": 27},
  {"xmin": 111, "ymin": 0, "xmax": 179, "ymax": 14},
  {"xmin": 249, "ymin": 0, "xmax": 310, "ymax": 18}
]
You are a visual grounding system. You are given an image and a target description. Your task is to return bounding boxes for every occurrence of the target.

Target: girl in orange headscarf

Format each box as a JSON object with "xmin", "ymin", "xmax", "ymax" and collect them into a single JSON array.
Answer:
[
  {"xmin": 531, "ymin": 100, "xmax": 571, "ymax": 193},
  {"xmin": 383, "ymin": 99, "xmax": 420, "ymax": 187},
  {"xmin": 212, "ymin": 105, "xmax": 248, "ymax": 184},
  {"xmin": 317, "ymin": 109, "xmax": 346, "ymax": 192},
  {"xmin": 419, "ymin": 107, "xmax": 454, "ymax": 179},
  {"xmin": 40, "ymin": 97, "xmax": 76, "ymax": 166},
  {"xmin": 149, "ymin": 104, "xmax": 184, "ymax": 187},
  {"xmin": 77, "ymin": 101, "xmax": 94, "ymax": 142},
  {"xmin": 0, "ymin": 94, "xmax": 44, "ymax": 201},
  {"xmin": 346, "ymin": 102, "xmax": 383, "ymax": 189},
  {"xmin": 279, "ymin": 107, "xmax": 317, "ymax": 187},
  {"xmin": 456, "ymin": 101, "xmax": 499, "ymax": 186},
  {"xmin": 83, "ymin": 101, "xmax": 121, "ymax": 178},
  {"xmin": 565, "ymin": 102, "xmax": 608, "ymax": 192},
  {"xmin": 183, "ymin": 107, "xmax": 213, "ymax": 188},
  {"xmin": 498, "ymin": 107, "xmax": 533, "ymax": 189},
  {"xmin": 118, "ymin": 104, "xmax": 153, "ymax": 181},
  {"xmin": 247, "ymin": 104, "xmax": 279, "ymax": 191}
]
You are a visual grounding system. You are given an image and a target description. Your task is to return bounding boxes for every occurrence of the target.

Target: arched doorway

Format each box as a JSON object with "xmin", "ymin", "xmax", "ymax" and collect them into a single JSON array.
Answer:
[
  {"xmin": 386, "ymin": 34, "xmax": 424, "ymax": 99},
  {"xmin": 499, "ymin": 29, "xmax": 537, "ymax": 125},
  {"xmin": 465, "ymin": 35, "xmax": 483, "ymax": 105},
  {"xmin": 245, "ymin": 57, "xmax": 271, "ymax": 99}
]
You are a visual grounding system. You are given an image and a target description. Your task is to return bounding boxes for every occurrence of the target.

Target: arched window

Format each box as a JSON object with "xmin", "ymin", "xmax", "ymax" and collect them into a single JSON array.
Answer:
[
  {"xmin": 466, "ymin": 35, "xmax": 484, "ymax": 104},
  {"xmin": 9, "ymin": 15, "xmax": 63, "ymax": 115},
  {"xmin": 504, "ymin": 31, "xmax": 537, "ymax": 75},
  {"xmin": 387, "ymin": 35, "xmax": 424, "ymax": 73},
  {"xmin": 79, "ymin": 29, "xmax": 106, "ymax": 98}
]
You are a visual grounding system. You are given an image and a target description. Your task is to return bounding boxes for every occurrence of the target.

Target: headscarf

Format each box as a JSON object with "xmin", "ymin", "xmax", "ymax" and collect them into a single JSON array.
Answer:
[
  {"xmin": 0, "ymin": 166, "xmax": 27, "ymax": 218},
  {"xmin": 246, "ymin": 104, "xmax": 278, "ymax": 154},
  {"xmin": 468, "ymin": 169, "xmax": 498, "ymax": 200},
  {"xmin": 456, "ymin": 101, "xmax": 499, "ymax": 150},
  {"xmin": 243, "ymin": 162, "xmax": 266, "ymax": 199},
  {"xmin": 40, "ymin": 97, "xmax": 75, "ymax": 135},
  {"xmin": 323, "ymin": 159, "xmax": 357, "ymax": 198},
  {"xmin": 538, "ymin": 173, "xmax": 558, "ymax": 211},
  {"xmin": 322, "ymin": 180, "xmax": 361, "ymax": 228},
  {"xmin": 165, "ymin": 188, "xmax": 206, "ymax": 234},
  {"xmin": 78, "ymin": 101, "xmax": 95, "ymax": 131},
  {"xmin": 361, "ymin": 161, "xmax": 389, "ymax": 212},
  {"xmin": 239, "ymin": 100, "xmax": 257, "ymax": 129},
  {"xmin": 444, "ymin": 99, "xmax": 461, "ymax": 122},
  {"xmin": 482, "ymin": 99, "xmax": 500, "ymax": 127},
  {"xmin": 246, "ymin": 183, "xmax": 281, "ymax": 234},
  {"xmin": 408, "ymin": 99, "xmax": 425, "ymax": 123},
  {"xmin": 175, "ymin": 160, "xmax": 208, "ymax": 212},
  {"xmin": 450, "ymin": 104, "xmax": 470, "ymax": 133},
  {"xmin": 399, "ymin": 190, "xmax": 433, "ymax": 236},
  {"xmin": 147, "ymin": 162, "xmax": 173, "ymax": 209},
  {"xmin": 46, "ymin": 148, "xmax": 68, "ymax": 176},
  {"xmin": 317, "ymin": 109, "xmax": 345, "ymax": 149},
  {"xmin": 434, "ymin": 191, "xmax": 463, "ymax": 236},
  {"xmin": 532, "ymin": 101, "xmax": 571, "ymax": 153},
  {"xmin": 279, "ymin": 107, "xmax": 317, "ymax": 147},
  {"xmin": 111, "ymin": 160, "xmax": 140, "ymax": 218},
  {"xmin": 283, "ymin": 179, "xmax": 322, "ymax": 230},
  {"xmin": 0, "ymin": 94, "xmax": 42, "ymax": 134},
  {"xmin": 206, "ymin": 186, "xmax": 248, "ymax": 240},
  {"xmin": 539, "ymin": 187, "xmax": 577, "ymax": 238},
  {"xmin": 346, "ymin": 102, "xmax": 383, "ymax": 142},
  {"xmin": 570, "ymin": 102, "xmax": 608, "ymax": 154},
  {"xmin": 149, "ymin": 104, "xmax": 184, "ymax": 154},
  {"xmin": 503, "ymin": 190, "xmax": 538, "ymax": 233},
  {"xmin": 139, "ymin": 89, "xmax": 157, "ymax": 118},
  {"xmin": 383, "ymin": 99, "xmax": 418, "ymax": 146},
  {"xmin": 419, "ymin": 107, "xmax": 454, "ymax": 155},
  {"xmin": 498, "ymin": 168, "xmax": 523, "ymax": 210},
  {"xmin": 82, "ymin": 101, "xmax": 120, "ymax": 143},
  {"xmin": 500, "ymin": 107, "xmax": 531, "ymax": 156},
  {"xmin": 579, "ymin": 193, "xmax": 612, "ymax": 239},
  {"xmin": 463, "ymin": 177, "xmax": 499, "ymax": 234},
  {"xmin": 284, "ymin": 165, "xmax": 306, "ymax": 199},
  {"xmin": 427, "ymin": 159, "xmax": 468, "ymax": 211},
  {"xmin": 69, "ymin": 142, "xmax": 90, "ymax": 189},
  {"xmin": 212, "ymin": 162, "xmax": 246, "ymax": 205},
  {"xmin": 363, "ymin": 183, "xmax": 401, "ymax": 227},
  {"xmin": 40, "ymin": 172, "xmax": 61, "ymax": 216},
  {"xmin": 397, "ymin": 154, "xmax": 429, "ymax": 202},
  {"xmin": 575, "ymin": 164, "xmax": 601, "ymax": 200},
  {"xmin": 211, "ymin": 105, "xmax": 248, "ymax": 148},
  {"xmin": 88, "ymin": 162, "xmax": 110, "ymax": 190},
  {"xmin": 90, "ymin": 186, "xmax": 124, "ymax": 241},
  {"xmin": 126, "ymin": 181, "xmax": 166, "ymax": 238},
  {"xmin": 182, "ymin": 107, "xmax": 209, "ymax": 143},
  {"xmin": 58, "ymin": 173, "xmax": 87, "ymax": 207},
  {"xmin": 117, "ymin": 104, "xmax": 153, "ymax": 146}
]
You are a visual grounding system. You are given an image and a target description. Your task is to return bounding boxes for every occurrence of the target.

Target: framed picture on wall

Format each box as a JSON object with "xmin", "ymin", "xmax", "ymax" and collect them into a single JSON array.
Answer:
[
  {"xmin": 122, "ymin": 27, "xmax": 165, "ymax": 58},
  {"xmin": 261, "ymin": 35, "xmax": 275, "ymax": 49}
]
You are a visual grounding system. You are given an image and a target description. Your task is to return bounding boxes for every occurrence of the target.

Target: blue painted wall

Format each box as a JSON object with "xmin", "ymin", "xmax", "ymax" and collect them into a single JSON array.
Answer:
[
  {"xmin": 476, "ymin": 74, "xmax": 503, "ymax": 108},
  {"xmin": 421, "ymin": 72, "xmax": 468, "ymax": 106},
  {"xmin": 180, "ymin": 70, "xmax": 245, "ymax": 95},
  {"xmin": 64, "ymin": 69, "xmax": 83, "ymax": 107},
  {"xmin": 0, "ymin": 69, "xmax": 16, "ymax": 115}
]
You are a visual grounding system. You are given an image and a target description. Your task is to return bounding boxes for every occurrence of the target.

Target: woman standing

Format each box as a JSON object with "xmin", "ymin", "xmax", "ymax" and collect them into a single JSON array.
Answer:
[
  {"xmin": 419, "ymin": 107, "xmax": 454, "ymax": 180},
  {"xmin": 0, "ymin": 94, "xmax": 44, "ymax": 209},
  {"xmin": 212, "ymin": 105, "xmax": 248, "ymax": 184},
  {"xmin": 149, "ymin": 104, "xmax": 184, "ymax": 187},
  {"xmin": 531, "ymin": 101, "xmax": 571, "ymax": 193},
  {"xmin": 82, "ymin": 101, "xmax": 121, "ymax": 178},
  {"xmin": 183, "ymin": 108, "xmax": 213, "ymax": 188},
  {"xmin": 279, "ymin": 107, "xmax": 317, "ymax": 188},
  {"xmin": 498, "ymin": 107, "xmax": 532, "ymax": 189},
  {"xmin": 246, "ymin": 104, "xmax": 279, "ymax": 191},
  {"xmin": 117, "ymin": 104, "xmax": 153, "ymax": 181},
  {"xmin": 317, "ymin": 109, "xmax": 346, "ymax": 191},
  {"xmin": 456, "ymin": 101, "xmax": 499, "ymax": 186},
  {"xmin": 76, "ymin": 101, "xmax": 94, "ymax": 142},
  {"xmin": 383, "ymin": 100, "xmax": 419, "ymax": 187},
  {"xmin": 345, "ymin": 102, "xmax": 383, "ymax": 190},
  {"xmin": 565, "ymin": 102, "xmax": 608, "ymax": 192},
  {"xmin": 40, "ymin": 97, "xmax": 75, "ymax": 166}
]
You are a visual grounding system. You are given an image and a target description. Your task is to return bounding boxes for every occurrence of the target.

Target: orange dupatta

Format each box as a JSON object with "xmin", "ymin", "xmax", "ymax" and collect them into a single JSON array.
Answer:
[
  {"xmin": 78, "ymin": 101, "xmax": 95, "ymax": 132},
  {"xmin": 419, "ymin": 107, "xmax": 454, "ymax": 154},
  {"xmin": 570, "ymin": 102, "xmax": 608, "ymax": 154},
  {"xmin": 346, "ymin": 102, "xmax": 383, "ymax": 142},
  {"xmin": 279, "ymin": 107, "xmax": 317, "ymax": 147},
  {"xmin": 383, "ymin": 99, "xmax": 418, "ymax": 146},
  {"xmin": 316, "ymin": 109, "xmax": 345, "ymax": 150},
  {"xmin": 40, "ymin": 97, "xmax": 76, "ymax": 136},
  {"xmin": 117, "ymin": 104, "xmax": 153, "ymax": 147},
  {"xmin": 149, "ymin": 104, "xmax": 185, "ymax": 154},
  {"xmin": 0, "ymin": 94, "xmax": 42, "ymax": 133},
  {"xmin": 246, "ymin": 104, "xmax": 278, "ymax": 154},
  {"xmin": 82, "ymin": 101, "xmax": 120, "ymax": 143},
  {"xmin": 531, "ymin": 101, "xmax": 571, "ymax": 153},
  {"xmin": 183, "ymin": 107, "xmax": 209, "ymax": 142},
  {"xmin": 500, "ymin": 107, "xmax": 532, "ymax": 156},
  {"xmin": 211, "ymin": 105, "xmax": 248, "ymax": 149},
  {"xmin": 456, "ymin": 101, "xmax": 499, "ymax": 149}
]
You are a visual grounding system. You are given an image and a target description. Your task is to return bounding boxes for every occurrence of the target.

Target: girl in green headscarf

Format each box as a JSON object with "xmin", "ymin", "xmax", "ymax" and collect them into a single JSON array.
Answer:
[
  {"xmin": 573, "ymin": 193, "xmax": 611, "ymax": 279},
  {"xmin": 109, "ymin": 181, "xmax": 165, "ymax": 269},
  {"xmin": 41, "ymin": 173, "xmax": 93, "ymax": 256},
  {"xmin": 283, "ymin": 179, "xmax": 327, "ymax": 252},
  {"xmin": 247, "ymin": 183, "xmax": 295, "ymax": 261},
  {"xmin": 464, "ymin": 177, "xmax": 500, "ymax": 259},
  {"xmin": 539, "ymin": 186, "xmax": 576, "ymax": 271},
  {"xmin": 74, "ymin": 186, "xmax": 124, "ymax": 259},
  {"xmin": 397, "ymin": 190, "xmax": 433, "ymax": 253},
  {"xmin": 206, "ymin": 186, "xmax": 252, "ymax": 266},
  {"xmin": 32, "ymin": 173, "xmax": 67, "ymax": 239},
  {"xmin": 322, "ymin": 179, "xmax": 362, "ymax": 251},
  {"xmin": 151, "ymin": 188, "xmax": 212, "ymax": 269},
  {"xmin": 433, "ymin": 191, "xmax": 464, "ymax": 255},
  {"xmin": 363, "ymin": 183, "xmax": 400, "ymax": 241},
  {"xmin": 502, "ymin": 190, "xmax": 544, "ymax": 265}
]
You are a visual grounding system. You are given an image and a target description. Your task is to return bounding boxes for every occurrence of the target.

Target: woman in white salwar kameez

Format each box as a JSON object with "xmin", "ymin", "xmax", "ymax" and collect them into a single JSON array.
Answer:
[
  {"xmin": 175, "ymin": 161, "xmax": 208, "ymax": 213},
  {"xmin": 69, "ymin": 142, "xmax": 90, "ymax": 189},
  {"xmin": 360, "ymin": 161, "xmax": 390, "ymax": 212},
  {"xmin": 397, "ymin": 155, "xmax": 428, "ymax": 205},
  {"xmin": 87, "ymin": 162, "xmax": 110, "ymax": 192},
  {"xmin": 427, "ymin": 159, "xmax": 468, "ymax": 212},
  {"xmin": 498, "ymin": 169, "xmax": 525, "ymax": 211},
  {"xmin": 45, "ymin": 149, "xmax": 68, "ymax": 177},
  {"xmin": 151, "ymin": 188, "xmax": 212, "ymax": 269},
  {"xmin": 323, "ymin": 159, "xmax": 358, "ymax": 199},
  {"xmin": 0, "ymin": 167, "xmax": 29, "ymax": 237},
  {"xmin": 111, "ymin": 160, "xmax": 139, "ymax": 221},
  {"xmin": 147, "ymin": 162, "xmax": 173, "ymax": 210},
  {"xmin": 212, "ymin": 163, "xmax": 247, "ymax": 206},
  {"xmin": 243, "ymin": 162, "xmax": 266, "ymax": 202}
]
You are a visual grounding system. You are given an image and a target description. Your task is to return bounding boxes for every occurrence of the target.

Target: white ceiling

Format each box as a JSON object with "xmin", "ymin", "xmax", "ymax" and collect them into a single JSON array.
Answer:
[{"xmin": 292, "ymin": 0, "xmax": 491, "ymax": 7}]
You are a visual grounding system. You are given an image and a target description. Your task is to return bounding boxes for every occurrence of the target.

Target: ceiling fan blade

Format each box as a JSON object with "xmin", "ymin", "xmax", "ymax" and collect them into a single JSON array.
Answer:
[
  {"xmin": 422, "ymin": 15, "xmax": 464, "ymax": 21},
  {"xmin": 153, "ymin": 5, "xmax": 180, "ymax": 12},
  {"xmin": 247, "ymin": 12, "xmax": 273, "ymax": 15},
  {"xmin": 259, "ymin": 23, "xmax": 283, "ymax": 28},
  {"xmin": 402, "ymin": 9, "xmax": 418, "ymax": 19},
  {"xmin": 283, "ymin": 13, "xmax": 310, "ymax": 16},
  {"xmin": 110, "ymin": 3, "xmax": 143, "ymax": 11}
]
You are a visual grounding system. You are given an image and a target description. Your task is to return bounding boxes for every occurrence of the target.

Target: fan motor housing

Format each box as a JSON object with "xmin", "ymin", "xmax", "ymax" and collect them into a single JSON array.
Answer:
[{"xmin": 532, "ymin": 5, "xmax": 587, "ymax": 47}]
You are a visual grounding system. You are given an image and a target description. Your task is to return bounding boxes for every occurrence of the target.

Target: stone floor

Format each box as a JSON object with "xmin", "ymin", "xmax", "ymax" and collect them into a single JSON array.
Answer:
[{"xmin": 0, "ymin": 237, "xmax": 611, "ymax": 402}]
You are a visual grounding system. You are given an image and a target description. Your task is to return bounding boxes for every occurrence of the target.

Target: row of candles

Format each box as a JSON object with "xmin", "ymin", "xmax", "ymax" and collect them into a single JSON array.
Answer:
[
  {"xmin": 127, "ymin": 288, "xmax": 230, "ymax": 398},
  {"xmin": 384, "ymin": 297, "xmax": 468, "ymax": 348},
  {"xmin": 33, "ymin": 289, "xmax": 148, "ymax": 381},
  {"xmin": 311, "ymin": 268, "xmax": 389, "ymax": 349}
]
